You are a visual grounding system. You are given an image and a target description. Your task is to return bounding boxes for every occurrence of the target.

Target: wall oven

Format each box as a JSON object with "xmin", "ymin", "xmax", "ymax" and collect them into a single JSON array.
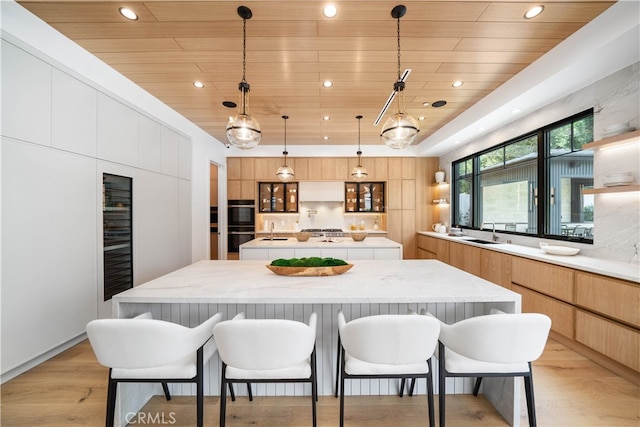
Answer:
[{"xmin": 228, "ymin": 200, "xmax": 255, "ymax": 253}]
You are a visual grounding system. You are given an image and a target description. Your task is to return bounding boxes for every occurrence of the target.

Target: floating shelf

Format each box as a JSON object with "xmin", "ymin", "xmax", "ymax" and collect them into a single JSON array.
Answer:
[
  {"xmin": 583, "ymin": 129, "xmax": 639, "ymax": 150},
  {"xmin": 583, "ymin": 184, "xmax": 640, "ymax": 195}
]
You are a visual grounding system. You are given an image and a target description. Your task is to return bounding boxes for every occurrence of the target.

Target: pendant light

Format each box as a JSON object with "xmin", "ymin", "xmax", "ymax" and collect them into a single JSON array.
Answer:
[
  {"xmin": 380, "ymin": 5, "xmax": 419, "ymax": 149},
  {"xmin": 276, "ymin": 115, "xmax": 295, "ymax": 182},
  {"xmin": 226, "ymin": 6, "xmax": 261, "ymax": 149},
  {"xmin": 351, "ymin": 115, "xmax": 368, "ymax": 182}
]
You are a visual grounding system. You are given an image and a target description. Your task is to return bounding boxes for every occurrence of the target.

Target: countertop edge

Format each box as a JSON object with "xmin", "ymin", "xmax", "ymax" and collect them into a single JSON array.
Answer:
[{"xmin": 417, "ymin": 231, "xmax": 640, "ymax": 283}]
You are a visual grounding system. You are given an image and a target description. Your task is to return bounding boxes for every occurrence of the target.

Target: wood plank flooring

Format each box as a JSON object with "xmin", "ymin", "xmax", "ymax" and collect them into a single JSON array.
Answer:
[{"xmin": 2, "ymin": 339, "xmax": 638, "ymax": 426}]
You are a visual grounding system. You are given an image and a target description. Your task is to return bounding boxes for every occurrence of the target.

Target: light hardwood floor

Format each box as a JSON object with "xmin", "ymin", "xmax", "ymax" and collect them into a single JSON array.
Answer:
[{"xmin": 2, "ymin": 339, "xmax": 638, "ymax": 426}]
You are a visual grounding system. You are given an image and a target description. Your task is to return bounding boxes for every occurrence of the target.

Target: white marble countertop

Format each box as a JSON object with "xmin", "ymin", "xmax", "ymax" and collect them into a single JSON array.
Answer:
[
  {"xmin": 241, "ymin": 236, "xmax": 402, "ymax": 249},
  {"xmin": 113, "ymin": 259, "xmax": 520, "ymax": 305},
  {"xmin": 418, "ymin": 231, "xmax": 640, "ymax": 283}
]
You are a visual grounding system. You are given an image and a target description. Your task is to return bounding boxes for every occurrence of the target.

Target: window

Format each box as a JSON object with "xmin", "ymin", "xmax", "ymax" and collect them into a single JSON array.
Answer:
[{"xmin": 452, "ymin": 110, "xmax": 593, "ymax": 242}]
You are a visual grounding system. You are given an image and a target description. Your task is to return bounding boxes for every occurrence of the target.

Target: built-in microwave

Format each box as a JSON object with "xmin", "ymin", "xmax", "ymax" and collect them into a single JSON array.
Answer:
[{"xmin": 228, "ymin": 200, "xmax": 255, "ymax": 227}]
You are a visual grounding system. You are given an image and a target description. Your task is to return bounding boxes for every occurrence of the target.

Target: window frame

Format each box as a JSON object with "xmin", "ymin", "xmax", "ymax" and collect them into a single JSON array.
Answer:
[{"xmin": 451, "ymin": 109, "xmax": 594, "ymax": 244}]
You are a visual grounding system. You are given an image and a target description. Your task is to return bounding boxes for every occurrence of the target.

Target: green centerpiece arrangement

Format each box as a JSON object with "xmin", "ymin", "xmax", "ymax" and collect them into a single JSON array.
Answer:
[{"xmin": 266, "ymin": 257, "xmax": 353, "ymax": 276}]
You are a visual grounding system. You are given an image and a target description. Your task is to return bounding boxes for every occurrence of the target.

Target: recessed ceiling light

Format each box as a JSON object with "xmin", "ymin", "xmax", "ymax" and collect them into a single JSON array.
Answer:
[
  {"xmin": 323, "ymin": 136, "xmax": 330, "ymax": 140},
  {"xmin": 119, "ymin": 7, "xmax": 138, "ymax": 21},
  {"xmin": 524, "ymin": 5, "xmax": 544, "ymax": 19},
  {"xmin": 322, "ymin": 115, "xmax": 331, "ymax": 121},
  {"xmin": 452, "ymin": 80, "xmax": 463, "ymax": 88},
  {"xmin": 323, "ymin": 80, "xmax": 333, "ymax": 88},
  {"xmin": 432, "ymin": 100, "xmax": 447, "ymax": 108},
  {"xmin": 323, "ymin": 4, "xmax": 338, "ymax": 18},
  {"xmin": 193, "ymin": 81, "xmax": 204, "ymax": 88},
  {"xmin": 422, "ymin": 102, "xmax": 430, "ymax": 107},
  {"xmin": 418, "ymin": 116, "xmax": 426, "ymax": 121}
]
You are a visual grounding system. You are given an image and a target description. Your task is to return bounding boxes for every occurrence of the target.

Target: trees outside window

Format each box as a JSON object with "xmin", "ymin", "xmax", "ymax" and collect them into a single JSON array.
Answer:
[{"xmin": 452, "ymin": 110, "xmax": 593, "ymax": 242}]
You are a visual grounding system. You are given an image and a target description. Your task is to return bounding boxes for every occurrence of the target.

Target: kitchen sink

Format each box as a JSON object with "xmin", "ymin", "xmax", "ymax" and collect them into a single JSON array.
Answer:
[
  {"xmin": 465, "ymin": 239, "xmax": 498, "ymax": 245},
  {"xmin": 261, "ymin": 238, "xmax": 289, "ymax": 241}
]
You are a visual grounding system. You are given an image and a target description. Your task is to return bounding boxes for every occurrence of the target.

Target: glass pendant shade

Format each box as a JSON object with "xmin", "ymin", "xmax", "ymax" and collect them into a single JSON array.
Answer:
[
  {"xmin": 276, "ymin": 115, "xmax": 294, "ymax": 182},
  {"xmin": 351, "ymin": 115, "xmax": 368, "ymax": 181},
  {"xmin": 226, "ymin": 85, "xmax": 261, "ymax": 150},
  {"xmin": 351, "ymin": 163, "xmax": 368, "ymax": 182},
  {"xmin": 381, "ymin": 86, "xmax": 419, "ymax": 149},
  {"xmin": 276, "ymin": 164, "xmax": 294, "ymax": 182}
]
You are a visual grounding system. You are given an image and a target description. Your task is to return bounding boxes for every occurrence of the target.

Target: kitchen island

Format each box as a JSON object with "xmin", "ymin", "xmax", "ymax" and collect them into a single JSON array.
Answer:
[
  {"xmin": 239, "ymin": 236, "xmax": 403, "ymax": 260},
  {"xmin": 112, "ymin": 259, "xmax": 522, "ymax": 426}
]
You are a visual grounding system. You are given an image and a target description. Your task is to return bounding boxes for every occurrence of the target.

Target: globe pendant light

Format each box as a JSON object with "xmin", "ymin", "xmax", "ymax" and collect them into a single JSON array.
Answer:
[
  {"xmin": 380, "ymin": 5, "xmax": 419, "ymax": 149},
  {"xmin": 351, "ymin": 115, "xmax": 368, "ymax": 182},
  {"xmin": 226, "ymin": 6, "xmax": 261, "ymax": 149},
  {"xmin": 276, "ymin": 115, "xmax": 295, "ymax": 182}
]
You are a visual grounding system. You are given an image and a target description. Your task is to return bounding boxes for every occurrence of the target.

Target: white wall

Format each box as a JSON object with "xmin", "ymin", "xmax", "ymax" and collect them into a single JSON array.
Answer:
[
  {"xmin": 0, "ymin": 1, "xmax": 228, "ymax": 381},
  {"xmin": 438, "ymin": 63, "xmax": 640, "ymax": 263}
]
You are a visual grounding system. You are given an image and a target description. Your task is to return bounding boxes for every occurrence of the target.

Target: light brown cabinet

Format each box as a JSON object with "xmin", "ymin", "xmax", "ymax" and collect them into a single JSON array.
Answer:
[
  {"xmin": 449, "ymin": 241, "xmax": 482, "ymax": 276},
  {"xmin": 575, "ymin": 271, "xmax": 639, "ymax": 328},
  {"xmin": 480, "ymin": 250, "xmax": 511, "ymax": 288},
  {"xmin": 512, "ymin": 284, "xmax": 575, "ymax": 339},
  {"xmin": 418, "ymin": 233, "xmax": 640, "ymax": 382},
  {"xmin": 416, "ymin": 234, "xmax": 449, "ymax": 263},
  {"xmin": 511, "ymin": 256, "xmax": 574, "ymax": 303},
  {"xmin": 575, "ymin": 310, "xmax": 639, "ymax": 372}
]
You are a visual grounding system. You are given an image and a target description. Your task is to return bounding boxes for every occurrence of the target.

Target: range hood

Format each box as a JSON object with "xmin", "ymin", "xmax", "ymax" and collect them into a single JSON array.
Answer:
[{"xmin": 298, "ymin": 181, "xmax": 343, "ymax": 202}]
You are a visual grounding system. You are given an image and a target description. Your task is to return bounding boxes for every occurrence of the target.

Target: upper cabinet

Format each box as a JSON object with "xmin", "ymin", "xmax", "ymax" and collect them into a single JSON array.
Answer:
[
  {"xmin": 259, "ymin": 182, "xmax": 298, "ymax": 212},
  {"xmin": 345, "ymin": 182, "xmax": 385, "ymax": 212}
]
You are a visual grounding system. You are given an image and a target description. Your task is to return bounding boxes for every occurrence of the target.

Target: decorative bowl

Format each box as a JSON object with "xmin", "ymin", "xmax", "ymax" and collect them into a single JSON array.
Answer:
[
  {"xmin": 350, "ymin": 232, "xmax": 368, "ymax": 242},
  {"xmin": 266, "ymin": 264, "xmax": 353, "ymax": 276},
  {"xmin": 294, "ymin": 231, "xmax": 312, "ymax": 242},
  {"xmin": 539, "ymin": 243, "xmax": 580, "ymax": 256}
]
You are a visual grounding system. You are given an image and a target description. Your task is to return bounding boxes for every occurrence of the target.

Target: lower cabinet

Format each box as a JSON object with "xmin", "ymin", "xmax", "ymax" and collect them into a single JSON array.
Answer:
[
  {"xmin": 449, "ymin": 241, "xmax": 481, "ymax": 276},
  {"xmin": 512, "ymin": 284, "xmax": 575, "ymax": 339},
  {"xmin": 480, "ymin": 250, "xmax": 511, "ymax": 288},
  {"xmin": 575, "ymin": 310, "xmax": 640, "ymax": 372},
  {"xmin": 417, "ymin": 233, "xmax": 640, "ymax": 381},
  {"xmin": 575, "ymin": 271, "xmax": 640, "ymax": 328},
  {"xmin": 512, "ymin": 256, "xmax": 574, "ymax": 303},
  {"xmin": 416, "ymin": 234, "xmax": 449, "ymax": 263}
]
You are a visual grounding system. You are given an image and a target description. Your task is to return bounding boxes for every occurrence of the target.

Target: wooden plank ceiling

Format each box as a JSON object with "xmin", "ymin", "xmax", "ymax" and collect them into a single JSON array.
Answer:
[{"xmin": 18, "ymin": 1, "xmax": 614, "ymax": 148}]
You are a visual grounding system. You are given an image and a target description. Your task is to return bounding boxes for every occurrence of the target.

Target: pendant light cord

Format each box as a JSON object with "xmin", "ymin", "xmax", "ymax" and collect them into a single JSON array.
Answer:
[
  {"xmin": 242, "ymin": 17, "xmax": 247, "ymax": 83},
  {"xmin": 282, "ymin": 115, "xmax": 289, "ymax": 160},
  {"xmin": 357, "ymin": 117, "xmax": 362, "ymax": 154},
  {"xmin": 396, "ymin": 16, "xmax": 401, "ymax": 82},
  {"xmin": 356, "ymin": 115, "xmax": 363, "ymax": 159}
]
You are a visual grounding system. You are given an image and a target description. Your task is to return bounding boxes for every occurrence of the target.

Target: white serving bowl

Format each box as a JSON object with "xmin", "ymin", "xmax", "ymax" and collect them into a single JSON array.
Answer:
[{"xmin": 539, "ymin": 243, "xmax": 580, "ymax": 256}]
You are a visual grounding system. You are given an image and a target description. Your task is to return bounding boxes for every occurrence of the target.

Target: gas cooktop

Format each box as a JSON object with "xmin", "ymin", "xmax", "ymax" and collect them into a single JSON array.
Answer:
[{"xmin": 300, "ymin": 228, "xmax": 344, "ymax": 237}]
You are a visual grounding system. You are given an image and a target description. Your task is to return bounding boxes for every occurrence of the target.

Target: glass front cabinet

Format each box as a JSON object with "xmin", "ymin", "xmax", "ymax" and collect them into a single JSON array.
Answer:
[
  {"xmin": 259, "ymin": 182, "xmax": 298, "ymax": 212},
  {"xmin": 345, "ymin": 182, "xmax": 385, "ymax": 212}
]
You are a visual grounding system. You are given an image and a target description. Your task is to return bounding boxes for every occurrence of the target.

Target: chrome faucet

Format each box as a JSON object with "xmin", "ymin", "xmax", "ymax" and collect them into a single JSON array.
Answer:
[
  {"xmin": 270, "ymin": 221, "xmax": 275, "ymax": 241},
  {"xmin": 483, "ymin": 222, "xmax": 498, "ymax": 241}
]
